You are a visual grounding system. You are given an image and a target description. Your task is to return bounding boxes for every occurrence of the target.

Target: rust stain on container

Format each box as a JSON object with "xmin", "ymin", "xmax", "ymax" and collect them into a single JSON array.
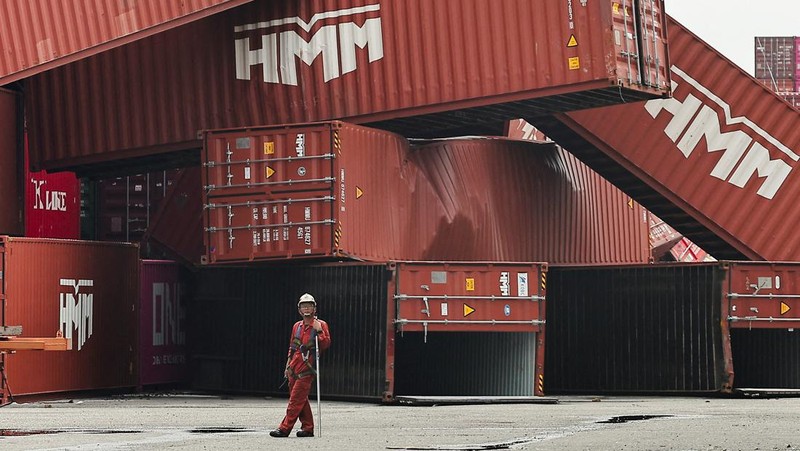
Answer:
[
  {"xmin": 1, "ymin": 237, "xmax": 139, "ymax": 397},
  {"xmin": 26, "ymin": 0, "xmax": 670, "ymax": 174},
  {"xmin": 534, "ymin": 17, "xmax": 800, "ymax": 261}
]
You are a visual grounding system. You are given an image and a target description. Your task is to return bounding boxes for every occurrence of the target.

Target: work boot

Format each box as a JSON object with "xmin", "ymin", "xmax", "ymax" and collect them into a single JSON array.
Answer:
[
  {"xmin": 269, "ymin": 429, "xmax": 290, "ymax": 437},
  {"xmin": 296, "ymin": 430, "xmax": 314, "ymax": 437}
]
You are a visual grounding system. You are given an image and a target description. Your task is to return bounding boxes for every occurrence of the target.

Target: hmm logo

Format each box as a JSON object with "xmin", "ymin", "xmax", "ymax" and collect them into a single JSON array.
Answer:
[
  {"xmin": 645, "ymin": 65, "xmax": 798, "ymax": 200},
  {"xmin": 234, "ymin": 4, "xmax": 384, "ymax": 85},
  {"xmin": 499, "ymin": 272, "xmax": 510, "ymax": 297},
  {"xmin": 59, "ymin": 279, "xmax": 94, "ymax": 351},
  {"xmin": 31, "ymin": 179, "xmax": 67, "ymax": 211},
  {"xmin": 152, "ymin": 282, "xmax": 185, "ymax": 347}
]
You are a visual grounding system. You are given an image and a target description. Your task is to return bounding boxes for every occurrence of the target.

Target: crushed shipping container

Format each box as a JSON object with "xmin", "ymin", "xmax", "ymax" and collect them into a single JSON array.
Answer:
[
  {"xmin": 532, "ymin": 17, "xmax": 800, "ymax": 261},
  {"xmin": 26, "ymin": 0, "xmax": 671, "ymax": 174},
  {"xmin": 201, "ymin": 122, "xmax": 650, "ymax": 265},
  {"xmin": 545, "ymin": 261, "xmax": 800, "ymax": 395},
  {"xmin": 189, "ymin": 261, "xmax": 546, "ymax": 401},
  {"xmin": 0, "ymin": 237, "xmax": 139, "ymax": 397}
]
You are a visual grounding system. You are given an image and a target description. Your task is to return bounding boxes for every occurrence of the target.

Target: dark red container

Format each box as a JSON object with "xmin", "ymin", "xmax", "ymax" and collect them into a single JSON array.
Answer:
[
  {"xmin": 648, "ymin": 213, "xmax": 682, "ymax": 260},
  {"xmin": 144, "ymin": 167, "xmax": 205, "ymax": 266},
  {"xmin": 534, "ymin": 17, "xmax": 800, "ymax": 261},
  {"xmin": 754, "ymin": 36, "xmax": 796, "ymax": 81},
  {"xmin": 26, "ymin": 0, "xmax": 670, "ymax": 173},
  {"xmin": 139, "ymin": 260, "xmax": 188, "ymax": 386},
  {"xmin": 0, "ymin": 88, "xmax": 22, "ymax": 236},
  {"xmin": 1, "ymin": 237, "xmax": 139, "ymax": 397},
  {"xmin": 23, "ymin": 133, "xmax": 80, "ymax": 239},
  {"xmin": 669, "ymin": 237, "xmax": 708, "ymax": 263}
]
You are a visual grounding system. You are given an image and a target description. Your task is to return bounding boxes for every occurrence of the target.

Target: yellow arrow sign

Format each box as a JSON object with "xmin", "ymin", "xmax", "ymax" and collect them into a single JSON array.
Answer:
[
  {"xmin": 266, "ymin": 167, "xmax": 275, "ymax": 179},
  {"xmin": 781, "ymin": 302, "xmax": 791, "ymax": 315},
  {"xmin": 356, "ymin": 186, "xmax": 364, "ymax": 199},
  {"xmin": 463, "ymin": 303, "xmax": 475, "ymax": 317}
]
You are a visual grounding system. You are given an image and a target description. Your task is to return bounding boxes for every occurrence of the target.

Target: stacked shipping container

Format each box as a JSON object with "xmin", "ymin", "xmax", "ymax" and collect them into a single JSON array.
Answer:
[
  {"xmin": 25, "ymin": 0, "xmax": 670, "ymax": 173},
  {"xmin": 201, "ymin": 122, "xmax": 650, "ymax": 266},
  {"xmin": 754, "ymin": 36, "xmax": 800, "ymax": 110}
]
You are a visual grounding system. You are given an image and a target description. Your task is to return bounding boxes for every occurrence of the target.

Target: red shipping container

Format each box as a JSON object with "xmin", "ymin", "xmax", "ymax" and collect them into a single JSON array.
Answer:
[
  {"xmin": 506, "ymin": 119, "xmax": 548, "ymax": 143},
  {"xmin": 754, "ymin": 36, "xmax": 796, "ymax": 80},
  {"xmin": 648, "ymin": 212, "xmax": 682, "ymax": 260},
  {"xmin": 534, "ymin": 17, "xmax": 800, "ymax": 261},
  {"xmin": 139, "ymin": 260, "xmax": 188, "ymax": 386},
  {"xmin": 202, "ymin": 122, "xmax": 650, "ymax": 265},
  {"xmin": 26, "ymin": 0, "xmax": 671, "ymax": 173},
  {"xmin": 23, "ymin": 133, "xmax": 80, "ymax": 239},
  {"xmin": 1, "ymin": 237, "xmax": 139, "ymax": 397},
  {"xmin": 669, "ymin": 237, "xmax": 709, "ymax": 263},
  {"xmin": 0, "ymin": 88, "xmax": 22, "ymax": 235},
  {"xmin": 757, "ymin": 77, "xmax": 795, "ymax": 94},
  {"xmin": 203, "ymin": 122, "xmax": 425, "ymax": 263}
]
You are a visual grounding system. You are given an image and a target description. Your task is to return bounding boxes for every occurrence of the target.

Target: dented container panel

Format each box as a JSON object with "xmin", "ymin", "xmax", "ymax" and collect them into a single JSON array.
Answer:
[
  {"xmin": 534, "ymin": 17, "xmax": 800, "ymax": 261},
  {"xmin": 1, "ymin": 237, "xmax": 139, "ymax": 396},
  {"xmin": 26, "ymin": 0, "xmax": 670, "ymax": 173}
]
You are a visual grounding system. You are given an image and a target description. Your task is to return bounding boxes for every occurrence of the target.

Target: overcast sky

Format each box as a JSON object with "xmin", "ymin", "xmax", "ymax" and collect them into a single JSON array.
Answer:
[{"xmin": 665, "ymin": 0, "xmax": 799, "ymax": 75}]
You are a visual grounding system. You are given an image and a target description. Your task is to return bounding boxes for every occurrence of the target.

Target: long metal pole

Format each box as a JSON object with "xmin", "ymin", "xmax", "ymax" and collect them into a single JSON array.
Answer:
[{"xmin": 315, "ymin": 334, "xmax": 321, "ymax": 437}]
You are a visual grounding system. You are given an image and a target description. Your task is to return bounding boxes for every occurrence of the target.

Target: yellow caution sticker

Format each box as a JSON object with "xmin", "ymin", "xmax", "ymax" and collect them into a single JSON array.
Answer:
[
  {"xmin": 463, "ymin": 303, "xmax": 475, "ymax": 317},
  {"xmin": 356, "ymin": 186, "xmax": 364, "ymax": 199},
  {"xmin": 612, "ymin": 3, "xmax": 619, "ymax": 14},
  {"xmin": 568, "ymin": 56, "xmax": 580, "ymax": 70},
  {"xmin": 567, "ymin": 34, "xmax": 578, "ymax": 47},
  {"xmin": 466, "ymin": 278, "xmax": 475, "ymax": 291},
  {"xmin": 627, "ymin": 198, "xmax": 634, "ymax": 209},
  {"xmin": 266, "ymin": 166, "xmax": 275, "ymax": 179},
  {"xmin": 781, "ymin": 302, "xmax": 791, "ymax": 315},
  {"xmin": 264, "ymin": 142, "xmax": 275, "ymax": 155}
]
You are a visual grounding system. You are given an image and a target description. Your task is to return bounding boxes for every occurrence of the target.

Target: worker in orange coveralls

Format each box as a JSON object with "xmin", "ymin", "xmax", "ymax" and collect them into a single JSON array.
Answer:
[{"xmin": 270, "ymin": 293, "xmax": 331, "ymax": 438}]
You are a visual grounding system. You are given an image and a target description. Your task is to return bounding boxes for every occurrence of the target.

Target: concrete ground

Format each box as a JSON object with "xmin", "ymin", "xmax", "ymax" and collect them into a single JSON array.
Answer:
[{"xmin": 0, "ymin": 394, "xmax": 799, "ymax": 450}]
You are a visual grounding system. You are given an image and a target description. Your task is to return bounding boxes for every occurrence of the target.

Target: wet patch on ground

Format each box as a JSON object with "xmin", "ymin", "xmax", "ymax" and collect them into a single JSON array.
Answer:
[{"xmin": 597, "ymin": 414, "xmax": 673, "ymax": 424}]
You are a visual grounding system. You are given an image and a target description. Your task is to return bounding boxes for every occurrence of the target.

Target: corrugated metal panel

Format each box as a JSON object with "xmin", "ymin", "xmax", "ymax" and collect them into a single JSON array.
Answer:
[
  {"xmin": 202, "ymin": 123, "xmax": 650, "ymax": 265},
  {"xmin": 139, "ymin": 260, "xmax": 188, "ymax": 386},
  {"xmin": 730, "ymin": 329, "xmax": 800, "ymax": 388},
  {"xmin": 0, "ymin": 88, "xmax": 21, "ymax": 235},
  {"xmin": 409, "ymin": 138, "xmax": 651, "ymax": 264},
  {"xmin": 23, "ymin": 132, "xmax": 80, "ymax": 239},
  {"xmin": 202, "ymin": 122, "xmax": 423, "ymax": 263},
  {"xmin": 26, "ymin": 0, "xmax": 670, "ymax": 174},
  {"xmin": 144, "ymin": 167, "xmax": 205, "ymax": 266},
  {"xmin": 189, "ymin": 262, "xmax": 544, "ymax": 400},
  {"xmin": 0, "ymin": 0, "xmax": 255, "ymax": 85},
  {"xmin": 533, "ymin": 17, "xmax": 800, "ymax": 261},
  {"xmin": 754, "ymin": 36, "xmax": 796, "ymax": 81},
  {"xmin": 545, "ymin": 263, "xmax": 731, "ymax": 394},
  {"xmin": 1, "ymin": 237, "xmax": 139, "ymax": 396},
  {"xmin": 394, "ymin": 332, "xmax": 536, "ymax": 396}
]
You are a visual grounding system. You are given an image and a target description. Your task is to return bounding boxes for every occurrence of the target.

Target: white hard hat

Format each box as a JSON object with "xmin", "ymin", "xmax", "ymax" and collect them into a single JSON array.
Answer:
[{"xmin": 298, "ymin": 293, "xmax": 316, "ymax": 307}]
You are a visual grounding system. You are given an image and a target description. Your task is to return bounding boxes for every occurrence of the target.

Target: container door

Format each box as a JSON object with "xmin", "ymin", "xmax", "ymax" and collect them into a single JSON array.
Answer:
[
  {"xmin": 202, "ymin": 125, "xmax": 337, "ymax": 263},
  {"xmin": 394, "ymin": 262, "xmax": 546, "ymax": 334},
  {"xmin": 727, "ymin": 262, "xmax": 800, "ymax": 329},
  {"xmin": 611, "ymin": 0, "xmax": 669, "ymax": 90}
]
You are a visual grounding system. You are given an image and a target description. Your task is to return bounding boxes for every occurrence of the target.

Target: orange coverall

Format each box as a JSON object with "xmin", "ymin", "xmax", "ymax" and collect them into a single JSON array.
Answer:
[{"xmin": 278, "ymin": 319, "xmax": 331, "ymax": 434}]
